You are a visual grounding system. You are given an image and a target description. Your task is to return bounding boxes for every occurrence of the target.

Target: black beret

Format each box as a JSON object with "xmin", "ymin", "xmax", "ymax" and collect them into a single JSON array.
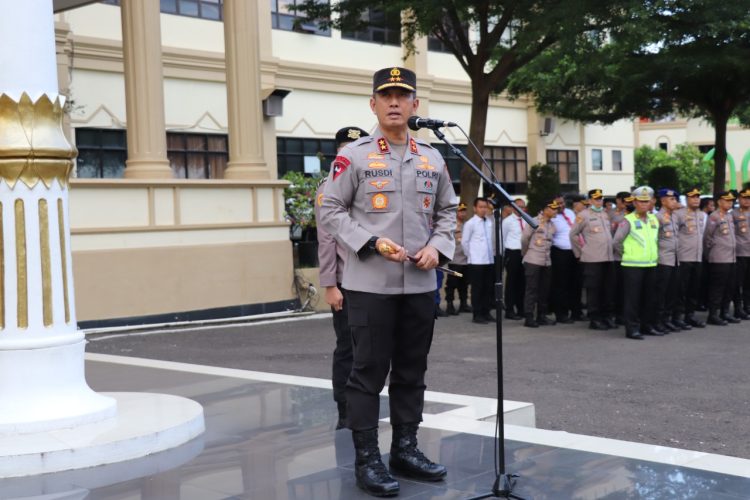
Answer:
[{"xmin": 335, "ymin": 127, "xmax": 369, "ymax": 145}]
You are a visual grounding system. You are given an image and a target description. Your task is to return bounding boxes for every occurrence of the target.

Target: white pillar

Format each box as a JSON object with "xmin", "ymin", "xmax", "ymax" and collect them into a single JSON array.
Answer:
[{"xmin": 0, "ymin": 0, "xmax": 116, "ymax": 433}]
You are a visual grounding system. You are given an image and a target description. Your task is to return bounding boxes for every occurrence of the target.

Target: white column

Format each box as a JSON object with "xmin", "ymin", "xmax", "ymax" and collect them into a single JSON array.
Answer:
[{"xmin": 0, "ymin": 0, "xmax": 116, "ymax": 433}]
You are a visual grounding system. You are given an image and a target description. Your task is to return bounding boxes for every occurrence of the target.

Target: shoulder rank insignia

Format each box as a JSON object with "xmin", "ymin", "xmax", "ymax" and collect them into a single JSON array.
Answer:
[
  {"xmin": 410, "ymin": 137, "xmax": 418, "ymax": 155},
  {"xmin": 332, "ymin": 155, "xmax": 350, "ymax": 180},
  {"xmin": 377, "ymin": 137, "xmax": 389, "ymax": 153}
]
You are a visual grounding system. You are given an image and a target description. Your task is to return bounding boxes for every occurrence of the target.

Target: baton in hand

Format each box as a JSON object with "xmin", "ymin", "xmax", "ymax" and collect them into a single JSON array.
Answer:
[{"xmin": 406, "ymin": 255, "xmax": 463, "ymax": 278}]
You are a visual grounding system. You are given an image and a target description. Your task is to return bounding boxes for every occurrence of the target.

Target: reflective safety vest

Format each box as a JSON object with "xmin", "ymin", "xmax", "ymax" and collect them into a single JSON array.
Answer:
[{"xmin": 622, "ymin": 212, "xmax": 659, "ymax": 267}]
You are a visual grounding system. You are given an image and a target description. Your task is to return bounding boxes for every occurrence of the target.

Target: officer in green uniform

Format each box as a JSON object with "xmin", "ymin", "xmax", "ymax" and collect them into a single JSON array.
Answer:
[
  {"xmin": 613, "ymin": 186, "xmax": 660, "ymax": 340},
  {"xmin": 320, "ymin": 67, "xmax": 455, "ymax": 496}
]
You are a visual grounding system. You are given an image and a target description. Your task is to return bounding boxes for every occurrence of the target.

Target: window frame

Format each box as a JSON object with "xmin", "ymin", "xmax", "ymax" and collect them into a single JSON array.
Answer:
[
  {"xmin": 276, "ymin": 136, "xmax": 338, "ymax": 178},
  {"xmin": 74, "ymin": 127, "xmax": 127, "ymax": 179},
  {"xmin": 271, "ymin": 0, "xmax": 331, "ymax": 36},
  {"xmin": 167, "ymin": 132, "xmax": 229, "ymax": 179},
  {"xmin": 341, "ymin": 7, "xmax": 401, "ymax": 46},
  {"xmin": 591, "ymin": 148, "xmax": 603, "ymax": 171},
  {"xmin": 612, "ymin": 150, "xmax": 623, "ymax": 171},
  {"xmin": 546, "ymin": 149, "xmax": 580, "ymax": 193},
  {"xmin": 101, "ymin": 0, "xmax": 224, "ymax": 21}
]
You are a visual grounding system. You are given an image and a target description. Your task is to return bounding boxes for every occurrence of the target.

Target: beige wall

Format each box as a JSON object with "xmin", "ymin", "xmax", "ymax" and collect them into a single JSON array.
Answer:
[{"xmin": 69, "ymin": 180, "xmax": 294, "ymax": 321}]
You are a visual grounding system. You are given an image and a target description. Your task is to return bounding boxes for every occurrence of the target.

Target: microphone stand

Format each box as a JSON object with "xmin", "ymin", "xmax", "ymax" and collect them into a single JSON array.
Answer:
[{"xmin": 429, "ymin": 126, "xmax": 536, "ymax": 500}]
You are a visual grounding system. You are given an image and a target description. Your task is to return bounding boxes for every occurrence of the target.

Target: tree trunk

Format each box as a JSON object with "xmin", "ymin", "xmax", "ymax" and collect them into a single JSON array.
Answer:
[
  {"xmin": 460, "ymin": 80, "xmax": 491, "ymax": 215},
  {"xmin": 713, "ymin": 113, "xmax": 729, "ymax": 195}
]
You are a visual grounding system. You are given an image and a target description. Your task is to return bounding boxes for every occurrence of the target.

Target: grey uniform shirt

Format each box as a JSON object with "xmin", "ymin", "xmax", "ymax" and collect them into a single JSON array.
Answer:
[
  {"xmin": 569, "ymin": 208, "xmax": 614, "ymax": 262},
  {"xmin": 314, "ymin": 178, "xmax": 348, "ymax": 287},
  {"xmin": 734, "ymin": 208, "xmax": 750, "ymax": 257},
  {"xmin": 319, "ymin": 129, "xmax": 457, "ymax": 295},
  {"xmin": 675, "ymin": 207, "xmax": 703, "ymax": 263},
  {"xmin": 521, "ymin": 218, "xmax": 555, "ymax": 266},
  {"xmin": 609, "ymin": 209, "xmax": 627, "ymax": 261},
  {"xmin": 452, "ymin": 220, "xmax": 468, "ymax": 265},
  {"xmin": 703, "ymin": 210, "xmax": 736, "ymax": 264},
  {"xmin": 656, "ymin": 208, "xmax": 679, "ymax": 266}
]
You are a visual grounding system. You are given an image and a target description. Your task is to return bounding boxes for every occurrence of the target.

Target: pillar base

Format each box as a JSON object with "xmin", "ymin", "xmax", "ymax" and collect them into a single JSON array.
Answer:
[
  {"xmin": 0, "ymin": 340, "xmax": 116, "ymax": 435},
  {"xmin": 0, "ymin": 392, "xmax": 205, "ymax": 478},
  {"xmin": 224, "ymin": 162, "xmax": 270, "ymax": 180},
  {"xmin": 123, "ymin": 159, "xmax": 173, "ymax": 179}
]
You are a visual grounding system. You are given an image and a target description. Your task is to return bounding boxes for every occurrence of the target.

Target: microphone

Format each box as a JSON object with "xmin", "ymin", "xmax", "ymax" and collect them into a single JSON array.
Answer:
[{"xmin": 407, "ymin": 115, "xmax": 457, "ymax": 131}]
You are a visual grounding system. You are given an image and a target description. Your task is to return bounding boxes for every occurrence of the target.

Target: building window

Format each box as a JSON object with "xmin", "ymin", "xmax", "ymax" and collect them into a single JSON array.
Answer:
[
  {"xmin": 276, "ymin": 137, "xmax": 338, "ymax": 178},
  {"xmin": 546, "ymin": 149, "xmax": 579, "ymax": 193},
  {"xmin": 342, "ymin": 7, "xmax": 401, "ymax": 46},
  {"xmin": 75, "ymin": 128, "xmax": 127, "ymax": 178},
  {"xmin": 430, "ymin": 143, "xmax": 466, "ymax": 194},
  {"xmin": 659, "ymin": 142, "xmax": 669, "ymax": 151},
  {"xmin": 271, "ymin": 0, "xmax": 330, "ymax": 36},
  {"xmin": 612, "ymin": 150, "xmax": 623, "ymax": 171},
  {"xmin": 167, "ymin": 133, "xmax": 228, "ymax": 179},
  {"xmin": 592, "ymin": 149, "xmax": 603, "ymax": 171},
  {"xmin": 101, "ymin": 0, "xmax": 223, "ymax": 21},
  {"xmin": 485, "ymin": 146, "xmax": 528, "ymax": 195}
]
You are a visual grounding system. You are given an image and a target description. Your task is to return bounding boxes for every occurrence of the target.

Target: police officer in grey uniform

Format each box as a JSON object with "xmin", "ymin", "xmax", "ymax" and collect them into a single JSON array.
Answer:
[
  {"xmin": 732, "ymin": 187, "xmax": 750, "ymax": 319},
  {"xmin": 521, "ymin": 199, "xmax": 558, "ymax": 328},
  {"xmin": 610, "ymin": 192, "xmax": 631, "ymax": 324},
  {"xmin": 704, "ymin": 191, "xmax": 738, "ymax": 326},
  {"xmin": 570, "ymin": 188, "xmax": 616, "ymax": 330},
  {"xmin": 445, "ymin": 203, "xmax": 469, "ymax": 314},
  {"xmin": 315, "ymin": 126, "xmax": 369, "ymax": 430},
  {"xmin": 653, "ymin": 188, "xmax": 683, "ymax": 332},
  {"xmin": 320, "ymin": 67, "xmax": 456, "ymax": 497},
  {"xmin": 674, "ymin": 187, "xmax": 706, "ymax": 328}
]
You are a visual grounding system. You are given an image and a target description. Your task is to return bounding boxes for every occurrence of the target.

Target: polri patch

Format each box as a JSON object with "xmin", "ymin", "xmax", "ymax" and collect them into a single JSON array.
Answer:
[{"xmin": 372, "ymin": 193, "xmax": 389, "ymax": 210}]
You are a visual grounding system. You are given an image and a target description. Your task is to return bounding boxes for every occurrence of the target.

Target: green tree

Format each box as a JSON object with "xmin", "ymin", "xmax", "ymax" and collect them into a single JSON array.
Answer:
[
  {"xmin": 525, "ymin": 163, "xmax": 560, "ymax": 216},
  {"xmin": 294, "ymin": 0, "xmax": 633, "ymax": 207},
  {"xmin": 634, "ymin": 144, "xmax": 712, "ymax": 194},
  {"xmin": 508, "ymin": 0, "xmax": 750, "ymax": 194}
]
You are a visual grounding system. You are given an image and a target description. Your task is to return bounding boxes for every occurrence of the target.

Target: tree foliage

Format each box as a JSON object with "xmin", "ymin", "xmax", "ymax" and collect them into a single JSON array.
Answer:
[
  {"xmin": 525, "ymin": 163, "xmax": 560, "ymax": 216},
  {"xmin": 294, "ymin": 0, "xmax": 633, "ymax": 206},
  {"xmin": 634, "ymin": 144, "xmax": 712, "ymax": 194},
  {"xmin": 508, "ymin": 0, "xmax": 750, "ymax": 194}
]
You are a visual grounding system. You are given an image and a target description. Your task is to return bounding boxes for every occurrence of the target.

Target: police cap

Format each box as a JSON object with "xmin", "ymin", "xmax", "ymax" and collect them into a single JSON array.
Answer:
[
  {"xmin": 373, "ymin": 67, "xmax": 416, "ymax": 93},
  {"xmin": 717, "ymin": 190, "xmax": 736, "ymax": 201},
  {"xmin": 632, "ymin": 186, "xmax": 654, "ymax": 201},
  {"xmin": 657, "ymin": 188, "xmax": 679, "ymax": 198},
  {"xmin": 685, "ymin": 187, "xmax": 701, "ymax": 197},
  {"xmin": 335, "ymin": 126, "xmax": 369, "ymax": 146},
  {"xmin": 588, "ymin": 188, "xmax": 603, "ymax": 199},
  {"xmin": 739, "ymin": 187, "xmax": 750, "ymax": 198}
]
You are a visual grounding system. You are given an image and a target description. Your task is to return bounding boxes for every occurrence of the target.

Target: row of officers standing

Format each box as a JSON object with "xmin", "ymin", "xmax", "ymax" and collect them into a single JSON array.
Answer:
[{"xmin": 448, "ymin": 186, "xmax": 750, "ymax": 340}]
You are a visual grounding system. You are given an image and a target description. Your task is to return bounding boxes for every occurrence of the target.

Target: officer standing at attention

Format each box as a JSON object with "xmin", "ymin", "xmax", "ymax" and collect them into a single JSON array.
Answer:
[
  {"xmin": 315, "ymin": 126, "xmax": 369, "ymax": 430},
  {"xmin": 320, "ymin": 67, "xmax": 456, "ymax": 497},
  {"xmin": 570, "ymin": 189, "xmax": 616, "ymax": 330},
  {"xmin": 611, "ymin": 192, "xmax": 632, "ymax": 324},
  {"xmin": 653, "ymin": 188, "xmax": 683, "ymax": 333},
  {"xmin": 613, "ymin": 186, "xmax": 660, "ymax": 340},
  {"xmin": 732, "ymin": 187, "xmax": 750, "ymax": 319},
  {"xmin": 501, "ymin": 198, "xmax": 527, "ymax": 319},
  {"xmin": 445, "ymin": 203, "xmax": 470, "ymax": 315},
  {"xmin": 674, "ymin": 187, "xmax": 706, "ymax": 328},
  {"xmin": 704, "ymin": 191, "xmax": 739, "ymax": 326},
  {"xmin": 521, "ymin": 199, "xmax": 559, "ymax": 328}
]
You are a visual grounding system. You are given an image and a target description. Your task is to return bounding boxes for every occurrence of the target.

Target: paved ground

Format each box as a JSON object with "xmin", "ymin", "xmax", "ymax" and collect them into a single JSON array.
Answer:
[{"xmin": 87, "ymin": 310, "xmax": 750, "ymax": 460}]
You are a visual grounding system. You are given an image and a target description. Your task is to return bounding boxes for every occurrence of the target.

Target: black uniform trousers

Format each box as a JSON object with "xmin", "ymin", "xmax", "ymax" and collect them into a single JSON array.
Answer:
[
  {"xmin": 622, "ymin": 265, "xmax": 657, "ymax": 332},
  {"xmin": 345, "ymin": 290, "xmax": 435, "ymax": 431},
  {"xmin": 582, "ymin": 261, "xmax": 615, "ymax": 322},
  {"xmin": 445, "ymin": 264, "xmax": 468, "ymax": 305},
  {"xmin": 614, "ymin": 260, "xmax": 624, "ymax": 319},
  {"xmin": 699, "ymin": 257, "xmax": 710, "ymax": 309},
  {"xmin": 523, "ymin": 263, "xmax": 551, "ymax": 318},
  {"xmin": 550, "ymin": 247, "xmax": 578, "ymax": 319},
  {"xmin": 331, "ymin": 286, "xmax": 353, "ymax": 405},
  {"xmin": 572, "ymin": 259, "xmax": 585, "ymax": 317},
  {"xmin": 677, "ymin": 261, "xmax": 702, "ymax": 316},
  {"xmin": 734, "ymin": 256, "xmax": 750, "ymax": 311},
  {"xmin": 708, "ymin": 263, "xmax": 736, "ymax": 312},
  {"xmin": 469, "ymin": 263, "xmax": 494, "ymax": 319},
  {"xmin": 503, "ymin": 249, "xmax": 525, "ymax": 315},
  {"xmin": 654, "ymin": 264, "xmax": 680, "ymax": 322}
]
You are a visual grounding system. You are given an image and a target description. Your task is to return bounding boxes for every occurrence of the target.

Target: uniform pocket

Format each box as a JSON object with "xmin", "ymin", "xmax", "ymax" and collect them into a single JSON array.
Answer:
[
  {"xmin": 415, "ymin": 173, "xmax": 438, "ymax": 213},
  {"xmin": 364, "ymin": 178, "xmax": 396, "ymax": 213}
]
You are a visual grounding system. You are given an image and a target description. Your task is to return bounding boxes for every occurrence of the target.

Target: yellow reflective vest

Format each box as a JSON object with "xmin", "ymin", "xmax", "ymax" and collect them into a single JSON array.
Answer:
[{"xmin": 622, "ymin": 212, "xmax": 659, "ymax": 267}]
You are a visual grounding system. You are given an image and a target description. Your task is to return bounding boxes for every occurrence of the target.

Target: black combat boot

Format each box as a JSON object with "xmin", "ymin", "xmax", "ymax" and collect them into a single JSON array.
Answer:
[
  {"xmin": 734, "ymin": 306, "xmax": 750, "ymax": 320},
  {"xmin": 336, "ymin": 401, "xmax": 347, "ymax": 430},
  {"xmin": 459, "ymin": 301, "xmax": 472, "ymax": 313},
  {"xmin": 446, "ymin": 302, "xmax": 458, "ymax": 315},
  {"xmin": 536, "ymin": 314, "xmax": 556, "ymax": 326},
  {"xmin": 707, "ymin": 310, "xmax": 728, "ymax": 326},
  {"xmin": 523, "ymin": 314, "xmax": 539, "ymax": 328},
  {"xmin": 603, "ymin": 317, "xmax": 617, "ymax": 329},
  {"xmin": 720, "ymin": 308, "xmax": 740, "ymax": 323},
  {"xmin": 625, "ymin": 327, "xmax": 644, "ymax": 340},
  {"xmin": 671, "ymin": 316, "xmax": 692, "ymax": 330},
  {"xmin": 589, "ymin": 319, "xmax": 609, "ymax": 331},
  {"xmin": 389, "ymin": 423, "xmax": 447, "ymax": 481},
  {"xmin": 685, "ymin": 313, "xmax": 705, "ymax": 328},
  {"xmin": 352, "ymin": 428, "xmax": 399, "ymax": 497}
]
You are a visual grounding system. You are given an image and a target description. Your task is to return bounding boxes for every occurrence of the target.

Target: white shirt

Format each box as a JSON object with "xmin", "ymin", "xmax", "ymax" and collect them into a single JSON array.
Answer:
[
  {"xmin": 502, "ymin": 214, "xmax": 525, "ymax": 250},
  {"xmin": 550, "ymin": 208, "xmax": 576, "ymax": 250},
  {"xmin": 462, "ymin": 214, "xmax": 495, "ymax": 264}
]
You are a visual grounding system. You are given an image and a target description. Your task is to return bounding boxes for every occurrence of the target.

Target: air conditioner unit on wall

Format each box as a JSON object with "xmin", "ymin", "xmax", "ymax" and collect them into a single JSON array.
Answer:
[
  {"xmin": 262, "ymin": 89, "xmax": 291, "ymax": 117},
  {"xmin": 540, "ymin": 117, "xmax": 555, "ymax": 136}
]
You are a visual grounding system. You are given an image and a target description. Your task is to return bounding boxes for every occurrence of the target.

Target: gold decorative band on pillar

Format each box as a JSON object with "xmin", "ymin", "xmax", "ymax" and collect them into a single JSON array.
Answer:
[
  {"xmin": 0, "ymin": 93, "xmax": 76, "ymax": 190},
  {"xmin": 39, "ymin": 199, "xmax": 52, "ymax": 327},
  {"xmin": 15, "ymin": 199, "xmax": 27, "ymax": 329},
  {"xmin": 58, "ymin": 198, "xmax": 70, "ymax": 324}
]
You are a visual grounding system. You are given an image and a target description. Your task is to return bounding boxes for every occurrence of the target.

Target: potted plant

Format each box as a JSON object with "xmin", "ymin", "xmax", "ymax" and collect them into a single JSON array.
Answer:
[{"xmin": 282, "ymin": 171, "xmax": 323, "ymax": 267}]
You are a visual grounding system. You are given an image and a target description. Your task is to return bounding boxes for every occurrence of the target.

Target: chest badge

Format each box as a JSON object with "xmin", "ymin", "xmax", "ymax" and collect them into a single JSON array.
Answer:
[
  {"xmin": 368, "ymin": 152, "xmax": 385, "ymax": 160},
  {"xmin": 368, "ymin": 161, "xmax": 387, "ymax": 168},
  {"xmin": 423, "ymin": 195, "xmax": 432, "ymax": 209},
  {"xmin": 372, "ymin": 193, "xmax": 389, "ymax": 210},
  {"xmin": 369, "ymin": 180, "xmax": 391, "ymax": 190}
]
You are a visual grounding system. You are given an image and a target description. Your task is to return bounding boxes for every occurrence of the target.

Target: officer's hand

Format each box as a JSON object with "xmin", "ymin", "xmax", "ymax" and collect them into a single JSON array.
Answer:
[
  {"xmin": 376, "ymin": 237, "xmax": 407, "ymax": 262},
  {"xmin": 324, "ymin": 286, "xmax": 344, "ymax": 311},
  {"xmin": 414, "ymin": 245, "xmax": 439, "ymax": 270}
]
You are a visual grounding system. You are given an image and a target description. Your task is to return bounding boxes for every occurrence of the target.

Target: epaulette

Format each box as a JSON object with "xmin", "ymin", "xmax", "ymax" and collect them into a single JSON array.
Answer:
[
  {"xmin": 351, "ymin": 135, "xmax": 374, "ymax": 147},
  {"xmin": 413, "ymin": 137, "xmax": 435, "ymax": 149}
]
